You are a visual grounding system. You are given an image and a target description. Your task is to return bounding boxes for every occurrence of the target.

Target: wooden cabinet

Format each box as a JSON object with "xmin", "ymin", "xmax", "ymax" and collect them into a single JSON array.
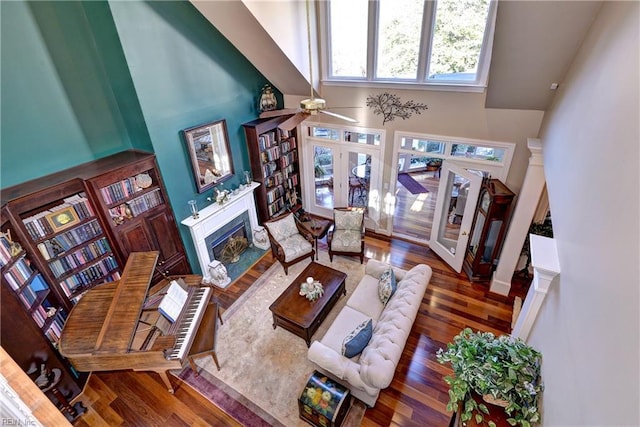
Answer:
[
  {"xmin": 0, "ymin": 150, "xmax": 189, "ymax": 416},
  {"xmin": 243, "ymin": 116, "xmax": 303, "ymax": 223},
  {"xmin": 463, "ymin": 178, "xmax": 515, "ymax": 282},
  {"xmin": 84, "ymin": 153, "xmax": 190, "ymax": 283}
]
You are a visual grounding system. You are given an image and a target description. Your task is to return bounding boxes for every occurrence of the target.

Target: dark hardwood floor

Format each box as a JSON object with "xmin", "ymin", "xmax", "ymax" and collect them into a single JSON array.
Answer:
[{"xmin": 74, "ymin": 235, "xmax": 529, "ymax": 427}]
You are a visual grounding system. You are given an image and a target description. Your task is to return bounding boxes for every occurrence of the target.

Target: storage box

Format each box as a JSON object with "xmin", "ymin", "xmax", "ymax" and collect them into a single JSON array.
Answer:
[{"xmin": 298, "ymin": 371, "xmax": 351, "ymax": 427}]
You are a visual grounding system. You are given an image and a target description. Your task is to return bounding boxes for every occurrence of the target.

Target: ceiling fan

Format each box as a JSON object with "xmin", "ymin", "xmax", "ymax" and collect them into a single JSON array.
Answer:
[{"xmin": 259, "ymin": 0, "xmax": 358, "ymax": 132}]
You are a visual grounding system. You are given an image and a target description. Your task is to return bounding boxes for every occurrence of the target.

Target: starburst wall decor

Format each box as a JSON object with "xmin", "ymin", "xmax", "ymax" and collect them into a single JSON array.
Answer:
[{"xmin": 366, "ymin": 92, "xmax": 428, "ymax": 125}]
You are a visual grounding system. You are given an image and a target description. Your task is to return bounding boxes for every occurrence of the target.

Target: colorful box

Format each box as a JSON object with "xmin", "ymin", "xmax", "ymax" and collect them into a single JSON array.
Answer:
[{"xmin": 298, "ymin": 371, "xmax": 351, "ymax": 427}]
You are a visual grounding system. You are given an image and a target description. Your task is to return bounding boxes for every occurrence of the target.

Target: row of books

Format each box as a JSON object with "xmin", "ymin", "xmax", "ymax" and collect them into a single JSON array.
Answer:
[
  {"xmin": 286, "ymin": 173, "xmax": 299, "ymax": 190},
  {"xmin": 44, "ymin": 309, "xmax": 68, "ymax": 346},
  {"xmin": 279, "ymin": 151, "xmax": 298, "ymax": 169},
  {"xmin": 130, "ymin": 189, "xmax": 163, "ymax": 215},
  {"xmin": 99, "ymin": 174, "xmax": 147, "ymax": 205},
  {"xmin": 0, "ymin": 234, "xmax": 18, "ymax": 267},
  {"xmin": 266, "ymin": 184, "xmax": 286, "ymax": 204},
  {"xmin": 267, "ymin": 197, "xmax": 285, "ymax": 217},
  {"xmin": 31, "ymin": 297, "xmax": 56, "ymax": 328},
  {"xmin": 260, "ymin": 146, "xmax": 281, "ymax": 163},
  {"xmin": 265, "ymin": 171, "xmax": 285, "ymax": 188},
  {"xmin": 69, "ymin": 271, "xmax": 121, "ymax": 305},
  {"xmin": 22, "ymin": 193, "xmax": 94, "ymax": 240},
  {"xmin": 59, "ymin": 256, "xmax": 119, "ymax": 298},
  {"xmin": 262, "ymin": 161, "xmax": 278, "ymax": 179},
  {"xmin": 107, "ymin": 189, "xmax": 163, "ymax": 223},
  {"xmin": 279, "ymin": 137, "xmax": 297, "ymax": 154},
  {"xmin": 48, "ymin": 238, "xmax": 113, "ymax": 279},
  {"xmin": 3, "ymin": 256, "xmax": 34, "ymax": 291},
  {"xmin": 258, "ymin": 131, "xmax": 278, "ymax": 150},
  {"xmin": 17, "ymin": 274, "xmax": 49, "ymax": 310},
  {"xmin": 40, "ymin": 220, "xmax": 104, "ymax": 257},
  {"xmin": 282, "ymin": 163, "xmax": 296, "ymax": 180}
]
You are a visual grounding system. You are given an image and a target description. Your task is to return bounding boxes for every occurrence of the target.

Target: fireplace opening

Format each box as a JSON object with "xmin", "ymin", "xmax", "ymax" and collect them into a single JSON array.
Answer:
[
  {"xmin": 205, "ymin": 211, "xmax": 252, "ymax": 265},
  {"xmin": 212, "ymin": 223, "xmax": 248, "ymax": 264}
]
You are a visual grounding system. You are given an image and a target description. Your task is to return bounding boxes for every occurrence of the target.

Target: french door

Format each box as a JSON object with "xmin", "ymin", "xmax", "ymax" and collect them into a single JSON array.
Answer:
[
  {"xmin": 301, "ymin": 125, "xmax": 382, "ymax": 231},
  {"xmin": 429, "ymin": 161, "xmax": 483, "ymax": 272}
]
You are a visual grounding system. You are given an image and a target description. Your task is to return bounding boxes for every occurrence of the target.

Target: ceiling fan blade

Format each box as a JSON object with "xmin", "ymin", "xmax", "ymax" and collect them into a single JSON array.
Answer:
[
  {"xmin": 259, "ymin": 108, "xmax": 301, "ymax": 119},
  {"xmin": 278, "ymin": 112, "xmax": 310, "ymax": 131},
  {"xmin": 319, "ymin": 110, "xmax": 358, "ymax": 123}
]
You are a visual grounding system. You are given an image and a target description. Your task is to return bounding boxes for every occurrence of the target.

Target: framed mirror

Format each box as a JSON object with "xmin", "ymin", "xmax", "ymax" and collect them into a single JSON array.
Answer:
[{"xmin": 182, "ymin": 119, "xmax": 234, "ymax": 193}]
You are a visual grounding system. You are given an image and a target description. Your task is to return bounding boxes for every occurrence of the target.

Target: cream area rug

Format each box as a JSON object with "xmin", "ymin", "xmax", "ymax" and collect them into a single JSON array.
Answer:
[{"xmin": 178, "ymin": 251, "xmax": 367, "ymax": 426}]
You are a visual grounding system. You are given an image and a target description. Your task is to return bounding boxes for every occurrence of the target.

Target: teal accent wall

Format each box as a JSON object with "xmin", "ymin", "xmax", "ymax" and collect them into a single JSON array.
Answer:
[
  {"xmin": 1, "ymin": 0, "xmax": 278, "ymax": 274},
  {"xmin": 108, "ymin": 1, "xmax": 273, "ymax": 273},
  {"xmin": 0, "ymin": 1, "xmax": 148, "ymax": 187}
]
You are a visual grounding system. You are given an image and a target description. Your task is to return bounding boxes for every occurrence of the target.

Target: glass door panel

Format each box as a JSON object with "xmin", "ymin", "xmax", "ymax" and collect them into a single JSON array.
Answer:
[
  {"xmin": 313, "ymin": 145, "xmax": 335, "ymax": 212},
  {"xmin": 347, "ymin": 151, "xmax": 371, "ymax": 209},
  {"xmin": 429, "ymin": 162, "xmax": 482, "ymax": 272}
]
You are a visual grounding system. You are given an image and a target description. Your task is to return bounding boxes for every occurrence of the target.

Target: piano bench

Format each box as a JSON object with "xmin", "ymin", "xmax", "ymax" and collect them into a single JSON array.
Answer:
[{"xmin": 188, "ymin": 301, "xmax": 223, "ymax": 374}]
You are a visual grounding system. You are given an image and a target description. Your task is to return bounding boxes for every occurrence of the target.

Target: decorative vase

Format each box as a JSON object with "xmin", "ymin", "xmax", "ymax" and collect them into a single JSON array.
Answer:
[{"xmin": 188, "ymin": 200, "xmax": 199, "ymax": 219}]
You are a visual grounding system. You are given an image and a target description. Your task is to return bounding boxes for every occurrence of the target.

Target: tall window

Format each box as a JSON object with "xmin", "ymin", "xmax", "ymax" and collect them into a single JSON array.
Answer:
[{"xmin": 324, "ymin": 0, "xmax": 496, "ymax": 88}]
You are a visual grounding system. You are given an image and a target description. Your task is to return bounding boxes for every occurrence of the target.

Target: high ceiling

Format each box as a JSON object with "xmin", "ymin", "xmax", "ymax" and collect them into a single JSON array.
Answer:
[{"xmin": 192, "ymin": 0, "xmax": 603, "ymax": 112}]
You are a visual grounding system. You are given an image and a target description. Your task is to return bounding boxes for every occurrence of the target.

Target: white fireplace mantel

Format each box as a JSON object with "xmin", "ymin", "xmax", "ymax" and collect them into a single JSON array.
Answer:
[{"xmin": 181, "ymin": 182, "xmax": 261, "ymax": 283}]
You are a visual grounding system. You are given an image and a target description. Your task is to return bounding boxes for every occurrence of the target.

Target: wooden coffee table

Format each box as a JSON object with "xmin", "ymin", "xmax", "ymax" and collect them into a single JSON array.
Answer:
[{"xmin": 269, "ymin": 262, "xmax": 347, "ymax": 347}]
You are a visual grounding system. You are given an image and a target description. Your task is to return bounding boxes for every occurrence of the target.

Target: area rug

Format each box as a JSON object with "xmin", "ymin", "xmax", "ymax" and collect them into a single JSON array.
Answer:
[
  {"xmin": 398, "ymin": 172, "xmax": 429, "ymax": 194},
  {"xmin": 177, "ymin": 251, "xmax": 368, "ymax": 426}
]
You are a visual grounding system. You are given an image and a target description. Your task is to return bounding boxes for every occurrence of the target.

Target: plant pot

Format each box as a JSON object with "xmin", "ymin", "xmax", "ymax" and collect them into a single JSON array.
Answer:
[{"xmin": 452, "ymin": 392, "xmax": 511, "ymax": 427}]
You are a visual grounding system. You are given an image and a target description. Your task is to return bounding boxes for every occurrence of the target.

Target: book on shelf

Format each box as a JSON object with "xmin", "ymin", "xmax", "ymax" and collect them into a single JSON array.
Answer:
[{"xmin": 158, "ymin": 280, "xmax": 188, "ymax": 323}]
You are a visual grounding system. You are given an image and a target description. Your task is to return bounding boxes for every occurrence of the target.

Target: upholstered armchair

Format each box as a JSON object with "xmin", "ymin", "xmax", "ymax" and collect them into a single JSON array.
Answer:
[
  {"xmin": 327, "ymin": 207, "xmax": 365, "ymax": 263},
  {"xmin": 263, "ymin": 212, "xmax": 315, "ymax": 274}
]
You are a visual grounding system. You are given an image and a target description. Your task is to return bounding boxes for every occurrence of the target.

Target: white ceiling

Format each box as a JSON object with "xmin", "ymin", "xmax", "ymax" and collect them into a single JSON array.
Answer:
[{"xmin": 191, "ymin": 0, "xmax": 603, "ymax": 112}]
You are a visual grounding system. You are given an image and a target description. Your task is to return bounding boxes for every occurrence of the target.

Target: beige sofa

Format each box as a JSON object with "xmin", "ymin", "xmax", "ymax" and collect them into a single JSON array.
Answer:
[{"xmin": 307, "ymin": 259, "xmax": 432, "ymax": 407}]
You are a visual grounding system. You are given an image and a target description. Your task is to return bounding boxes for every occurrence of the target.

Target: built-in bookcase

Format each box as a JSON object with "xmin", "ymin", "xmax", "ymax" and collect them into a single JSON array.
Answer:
[
  {"xmin": 0, "ymin": 228, "xmax": 68, "ymax": 347},
  {"xmin": 0, "ymin": 150, "xmax": 189, "ymax": 418},
  {"xmin": 243, "ymin": 116, "xmax": 303, "ymax": 223},
  {"xmin": 1, "ymin": 207, "xmax": 88, "ymax": 416},
  {"xmin": 22, "ymin": 192, "xmax": 120, "ymax": 303}
]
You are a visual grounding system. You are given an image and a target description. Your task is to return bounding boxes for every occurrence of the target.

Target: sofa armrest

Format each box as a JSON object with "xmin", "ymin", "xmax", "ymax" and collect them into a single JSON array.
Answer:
[
  {"xmin": 308, "ymin": 341, "xmax": 379, "ymax": 397},
  {"xmin": 365, "ymin": 259, "xmax": 407, "ymax": 281}
]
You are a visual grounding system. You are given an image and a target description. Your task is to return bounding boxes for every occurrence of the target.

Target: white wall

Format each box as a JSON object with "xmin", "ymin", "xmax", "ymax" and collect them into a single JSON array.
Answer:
[
  {"xmin": 289, "ymin": 87, "xmax": 544, "ymax": 231},
  {"xmin": 531, "ymin": 2, "xmax": 639, "ymax": 425}
]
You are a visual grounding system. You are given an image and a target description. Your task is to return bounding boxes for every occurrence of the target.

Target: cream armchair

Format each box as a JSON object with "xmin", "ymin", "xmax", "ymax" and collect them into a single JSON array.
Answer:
[
  {"xmin": 327, "ymin": 207, "xmax": 365, "ymax": 264},
  {"xmin": 263, "ymin": 212, "xmax": 315, "ymax": 274}
]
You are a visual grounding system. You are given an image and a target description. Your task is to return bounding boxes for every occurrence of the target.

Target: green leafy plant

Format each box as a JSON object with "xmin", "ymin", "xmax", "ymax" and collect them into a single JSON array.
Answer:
[{"xmin": 436, "ymin": 328, "xmax": 543, "ymax": 427}]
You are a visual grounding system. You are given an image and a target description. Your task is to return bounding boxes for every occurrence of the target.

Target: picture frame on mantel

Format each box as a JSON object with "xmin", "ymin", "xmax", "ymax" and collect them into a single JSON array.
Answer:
[{"xmin": 182, "ymin": 119, "xmax": 234, "ymax": 193}]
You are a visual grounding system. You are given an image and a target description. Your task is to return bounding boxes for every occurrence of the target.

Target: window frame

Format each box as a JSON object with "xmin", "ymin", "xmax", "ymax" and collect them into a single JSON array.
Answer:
[{"xmin": 320, "ymin": 0, "xmax": 498, "ymax": 92}]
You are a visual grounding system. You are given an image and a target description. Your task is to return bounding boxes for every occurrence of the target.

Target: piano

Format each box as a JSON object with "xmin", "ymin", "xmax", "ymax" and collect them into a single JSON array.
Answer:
[{"xmin": 58, "ymin": 251, "xmax": 212, "ymax": 393}]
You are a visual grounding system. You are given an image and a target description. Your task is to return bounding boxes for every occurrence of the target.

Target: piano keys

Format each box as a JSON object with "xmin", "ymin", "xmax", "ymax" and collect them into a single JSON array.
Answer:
[{"xmin": 58, "ymin": 251, "xmax": 211, "ymax": 393}]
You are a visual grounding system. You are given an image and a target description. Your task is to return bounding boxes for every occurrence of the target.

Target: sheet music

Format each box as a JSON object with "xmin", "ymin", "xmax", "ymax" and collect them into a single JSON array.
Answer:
[{"xmin": 158, "ymin": 280, "xmax": 188, "ymax": 323}]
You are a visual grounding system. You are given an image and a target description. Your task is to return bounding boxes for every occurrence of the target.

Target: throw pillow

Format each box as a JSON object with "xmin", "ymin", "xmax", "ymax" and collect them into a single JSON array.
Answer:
[
  {"xmin": 377, "ymin": 267, "xmax": 397, "ymax": 305},
  {"xmin": 342, "ymin": 318, "xmax": 373, "ymax": 358}
]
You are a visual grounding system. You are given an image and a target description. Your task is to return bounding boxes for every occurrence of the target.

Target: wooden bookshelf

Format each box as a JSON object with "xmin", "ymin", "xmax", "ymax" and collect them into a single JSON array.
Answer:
[{"xmin": 243, "ymin": 116, "xmax": 303, "ymax": 223}]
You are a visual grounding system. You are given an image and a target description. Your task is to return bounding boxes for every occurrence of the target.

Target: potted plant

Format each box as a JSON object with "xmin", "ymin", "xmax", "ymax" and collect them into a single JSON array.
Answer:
[{"xmin": 436, "ymin": 328, "xmax": 543, "ymax": 427}]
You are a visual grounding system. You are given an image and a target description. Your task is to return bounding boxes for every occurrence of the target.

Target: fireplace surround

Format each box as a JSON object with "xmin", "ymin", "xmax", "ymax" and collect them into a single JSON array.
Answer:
[{"xmin": 181, "ymin": 182, "xmax": 261, "ymax": 286}]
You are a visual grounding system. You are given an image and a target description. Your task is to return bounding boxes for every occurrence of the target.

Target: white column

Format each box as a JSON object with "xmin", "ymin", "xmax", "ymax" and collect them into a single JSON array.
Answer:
[
  {"xmin": 512, "ymin": 235, "xmax": 560, "ymax": 340},
  {"xmin": 490, "ymin": 138, "xmax": 546, "ymax": 295}
]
